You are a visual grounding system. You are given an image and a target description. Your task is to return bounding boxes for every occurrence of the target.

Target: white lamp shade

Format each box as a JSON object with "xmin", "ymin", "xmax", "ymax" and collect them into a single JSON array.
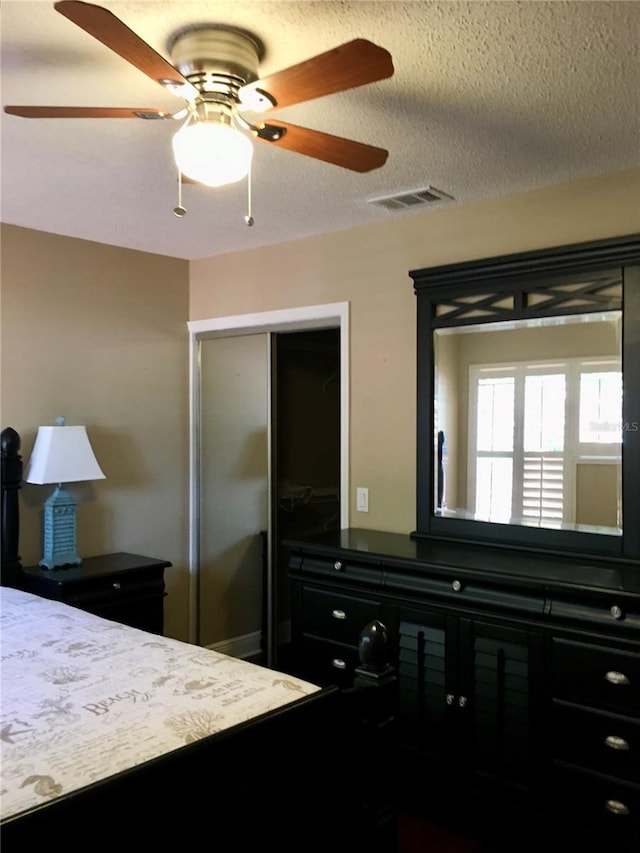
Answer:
[
  {"xmin": 26, "ymin": 425, "xmax": 105, "ymax": 485},
  {"xmin": 172, "ymin": 122, "xmax": 253, "ymax": 187}
]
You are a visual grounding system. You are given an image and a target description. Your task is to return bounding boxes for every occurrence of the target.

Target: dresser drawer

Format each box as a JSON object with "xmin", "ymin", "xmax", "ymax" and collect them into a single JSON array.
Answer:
[
  {"xmin": 550, "ymin": 594, "xmax": 640, "ymax": 633},
  {"xmin": 298, "ymin": 636, "xmax": 362, "ymax": 687},
  {"xmin": 552, "ymin": 701, "xmax": 640, "ymax": 784},
  {"xmin": 550, "ymin": 764, "xmax": 640, "ymax": 851},
  {"xmin": 301, "ymin": 586, "xmax": 382, "ymax": 645},
  {"xmin": 551, "ymin": 638, "xmax": 640, "ymax": 715},
  {"xmin": 294, "ymin": 553, "xmax": 383, "ymax": 586}
]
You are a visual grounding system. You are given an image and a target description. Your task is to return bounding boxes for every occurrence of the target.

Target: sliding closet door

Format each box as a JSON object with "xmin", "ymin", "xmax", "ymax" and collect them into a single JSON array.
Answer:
[{"xmin": 199, "ymin": 334, "xmax": 269, "ymax": 651}]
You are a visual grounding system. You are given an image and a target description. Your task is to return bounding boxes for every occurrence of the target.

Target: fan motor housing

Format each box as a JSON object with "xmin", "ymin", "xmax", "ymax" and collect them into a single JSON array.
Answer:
[{"xmin": 170, "ymin": 26, "xmax": 263, "ymax": 94}]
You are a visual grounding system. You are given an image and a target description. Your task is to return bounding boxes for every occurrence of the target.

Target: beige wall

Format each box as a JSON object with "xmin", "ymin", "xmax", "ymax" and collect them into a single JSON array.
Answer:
[
  {"xmin": 2, "ymin": 168, "xmax": 639, "ymax": 644},
  {"xmin": 190, "ymin": 168, "xmax": 640, "ymax": 534},
  {"xmin": 1, "ymin": 224, "xmax": 190, "ymax": 640},
  {"xmin": 576, "ymin": 463, "xmax": 620, "ymax": 528}
]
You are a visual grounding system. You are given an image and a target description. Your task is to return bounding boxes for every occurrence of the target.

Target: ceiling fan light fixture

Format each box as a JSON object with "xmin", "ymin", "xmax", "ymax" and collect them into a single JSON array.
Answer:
[
  {"xmin": 4, "ymin": 1, "xmax": 395, "ymax": 203},
  {"xmin": 172, "ymin": 120, "xmax": 253, "ymax": 187}
]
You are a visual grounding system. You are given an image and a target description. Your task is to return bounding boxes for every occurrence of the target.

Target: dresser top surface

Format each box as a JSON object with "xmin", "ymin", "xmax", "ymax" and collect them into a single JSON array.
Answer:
[{"xmin": 284, "ymin": 528, "xmax": 640, "ymax": 597}]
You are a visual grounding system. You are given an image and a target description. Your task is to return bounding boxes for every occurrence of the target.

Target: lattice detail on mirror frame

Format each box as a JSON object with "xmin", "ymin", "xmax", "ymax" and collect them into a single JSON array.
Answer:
[
  {"xmin": 524, "ymin": 276, "xmax": 622, "ymax": 309},
  {"xmin": 435, "ymin": 294, "xmax": 515, "ymax": 319},
  {"xmin": 433, "ymin": 275, "xmax": 622, "ymax": 323}
]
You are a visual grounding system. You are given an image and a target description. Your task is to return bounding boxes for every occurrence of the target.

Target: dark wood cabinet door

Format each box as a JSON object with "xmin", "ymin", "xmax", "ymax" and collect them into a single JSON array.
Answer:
[
  {"xmin": 395, "ymin": 606, "xmax": 458, "ymax": 759},
  {"xmin": 395, "ymin": 605, "xmax": 542, "ymax": 791},
  {"xmin": 461, "ymin": 619, "xmax": 541, "ymax": 789}
]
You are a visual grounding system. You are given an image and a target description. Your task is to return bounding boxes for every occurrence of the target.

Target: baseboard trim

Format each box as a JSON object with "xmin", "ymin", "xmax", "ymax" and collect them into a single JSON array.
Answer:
[
  {"xmin": 205, "ymin": 620, "xmax": 291, "ymax": 661},
  {"xmin": 206, "ymin": 631, "xmax": 261, "ymax": 660}
]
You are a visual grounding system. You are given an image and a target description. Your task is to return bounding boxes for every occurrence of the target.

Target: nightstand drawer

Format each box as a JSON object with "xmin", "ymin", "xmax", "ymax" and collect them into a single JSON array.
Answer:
[
  {"xmin": 551, "ymin": 639, "xmax": 640, "ymax": 715},
  {"xmin": 92, "ymin": 594, "xmax": 164, "ymax": 634},
  {"xmin": 61, "ymin": 568, "xmax": 165, "ymax": 608},
  {"xmin": 22, "ymin": 553, "xmax": 170, "ymax": 634},
  {"xmin": 301, "ymin": 586, "xmax": 382, "ymax": 645},
  {"xmin": 552, "ymin": 701, "xmax": 640, "ymax": 783}
]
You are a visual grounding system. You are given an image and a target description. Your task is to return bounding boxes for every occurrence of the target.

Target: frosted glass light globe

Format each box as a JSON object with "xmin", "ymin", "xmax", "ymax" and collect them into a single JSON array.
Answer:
[{"xmin": 172, "ymin": 122, "xmax": 253, "ymax": 187}]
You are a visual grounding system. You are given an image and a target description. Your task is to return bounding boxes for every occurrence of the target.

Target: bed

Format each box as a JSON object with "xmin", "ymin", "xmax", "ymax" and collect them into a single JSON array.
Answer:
[{"xmin": 0, "ymin": 428, "xmax": 396, "ymax": 852}]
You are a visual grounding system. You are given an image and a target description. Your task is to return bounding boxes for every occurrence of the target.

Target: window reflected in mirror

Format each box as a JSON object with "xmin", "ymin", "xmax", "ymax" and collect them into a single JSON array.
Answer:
[{"xmin": 434, "ymin": 311, "xmax": 622, "ymax": 535}]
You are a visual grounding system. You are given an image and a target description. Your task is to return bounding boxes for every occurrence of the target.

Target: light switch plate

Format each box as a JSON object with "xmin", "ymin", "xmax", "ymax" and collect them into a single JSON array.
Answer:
[{"xmin": 356, "ymin": 487, "xmax": 369, "ymax": 512}]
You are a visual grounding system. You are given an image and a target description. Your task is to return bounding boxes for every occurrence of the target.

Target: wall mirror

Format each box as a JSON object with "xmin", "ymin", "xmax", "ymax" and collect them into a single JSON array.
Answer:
[
  {"xmin": 411, "ymin": 235, "xmax": 640, "ymax": 560},
  {"xmin": 434, "ymin": 310, "xmax": 622, "ymax": 534}
]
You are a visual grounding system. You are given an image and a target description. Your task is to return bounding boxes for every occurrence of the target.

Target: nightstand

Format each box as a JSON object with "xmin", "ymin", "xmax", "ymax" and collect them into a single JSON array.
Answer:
[{"xmin": 22, "ymin": 552, "xmax": 170, "ymax": 634}]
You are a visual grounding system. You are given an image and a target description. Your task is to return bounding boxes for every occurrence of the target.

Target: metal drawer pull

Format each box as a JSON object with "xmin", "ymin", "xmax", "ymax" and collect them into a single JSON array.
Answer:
[
  {"xmin": 112, "ymin": 582, "xmax": 121, "ymax": 590},
  {"xmin": 605, "ymin": 671, "xmax": 630, "ymax": 686},
  {"xmin": 458, "ymin": 695, "xmax": 467, "ymax": 708},
  {"xmin": 605, "ymin": 800, "xmax": 629, "ymax": 816},
  {"xmin": 610, "ymin": 605, "xmax": 624, "ymax": 620},
  {"xmin": 605, "ymin": 735, "xmax": 630, "ymax": 751},
  {"xmin": 331, "ymin": 658, "xmax": 347, "ymax": 669},
  {"xmin": 446, "ymin": 694, "xmax": 455, "ymax": 705},
  {"xmin": 331, "ymin": 609, "xmax": 347, "ymax": 620},
  {"xmin": 333, "ymin": 561, "xmax": 343, "ymax": 571},
  {"xmin": 452, "ymin": 579, "xmax": 462, "ymax": 592}
]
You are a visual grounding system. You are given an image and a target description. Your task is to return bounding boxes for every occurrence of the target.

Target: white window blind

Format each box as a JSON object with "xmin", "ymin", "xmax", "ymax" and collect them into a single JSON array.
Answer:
[{"xmin": 468, "ymin": 358, "xmax": 621, "ymax": 526}]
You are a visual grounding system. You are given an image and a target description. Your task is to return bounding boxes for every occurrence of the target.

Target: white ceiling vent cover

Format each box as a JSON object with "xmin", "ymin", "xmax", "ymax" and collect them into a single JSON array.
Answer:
[{"xmin": 368, "ymin": 186, "xmax": 454, "ymax": 211}]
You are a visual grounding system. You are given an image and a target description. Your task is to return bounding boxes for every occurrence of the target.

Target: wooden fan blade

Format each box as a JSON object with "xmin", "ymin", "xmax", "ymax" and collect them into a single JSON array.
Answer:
[
  {"xmin": 54, "ymin": 1, "xmax": 196, "ymax": 97},
  {"xmin": 4, "ymin": 106, "xmax": 169, "ymax": 119},
  {"xmin": 256, "ymin": 121, "xmax": 388, "ymax": 172},
  {"xmin": 239, "ymin": 39, "xmax": 393, "ymax": 111}
]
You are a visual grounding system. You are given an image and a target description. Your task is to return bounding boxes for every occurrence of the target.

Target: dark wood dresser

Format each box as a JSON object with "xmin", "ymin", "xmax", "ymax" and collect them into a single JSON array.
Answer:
[
  {"xmin": 22, "ymin": 552, "xmax": 170, "ymax": 634},
  {"xmin": 286, "ymin": 527, "xmax": 640, "ymax": 852}
]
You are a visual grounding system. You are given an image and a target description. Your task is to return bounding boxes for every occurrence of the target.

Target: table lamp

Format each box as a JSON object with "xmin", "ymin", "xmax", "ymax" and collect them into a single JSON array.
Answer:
[{"xmin": 25, "ymin": 417, "xmax": 105, "ymax": 569}]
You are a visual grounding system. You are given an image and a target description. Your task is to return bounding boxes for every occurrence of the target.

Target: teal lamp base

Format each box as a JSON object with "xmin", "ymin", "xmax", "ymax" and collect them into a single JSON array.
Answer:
[{"xmin": 39, "ymin": 484, "xmax": 82, "ymax": 569}]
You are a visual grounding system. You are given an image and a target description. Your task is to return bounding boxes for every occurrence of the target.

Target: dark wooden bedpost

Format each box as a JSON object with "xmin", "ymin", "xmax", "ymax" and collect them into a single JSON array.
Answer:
[
  {"xmin": 350, "ymin": 619, "xmax": 398, "ymax": 852},
  {"xmin": 1, "ymin": 427, "xmax": 24, "ymax": 588},
  {"xmin": 355, "ymin": 618, "xmax": 396, "ymax": 689}
]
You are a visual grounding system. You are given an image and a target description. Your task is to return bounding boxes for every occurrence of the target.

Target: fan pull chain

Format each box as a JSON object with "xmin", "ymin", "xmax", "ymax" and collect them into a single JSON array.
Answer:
[
  {"xmin": 173, "ymin": 171, "xmax": 187, "ymax": 217},
  {"xmin": 244, "ymin": 164, "xmax": 254, "ymax": 227}
]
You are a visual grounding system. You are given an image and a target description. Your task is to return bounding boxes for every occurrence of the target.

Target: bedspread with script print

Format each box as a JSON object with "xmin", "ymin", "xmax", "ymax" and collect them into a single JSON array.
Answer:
[{"xmin": 0, "ymin": 586, "xmax": 320, "ymax": 821}]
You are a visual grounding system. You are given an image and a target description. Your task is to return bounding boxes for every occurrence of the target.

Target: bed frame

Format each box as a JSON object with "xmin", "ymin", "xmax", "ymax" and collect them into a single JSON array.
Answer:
[{"xmin": 1, "ymin": 428, "xmax": 397, "ymax": 853}]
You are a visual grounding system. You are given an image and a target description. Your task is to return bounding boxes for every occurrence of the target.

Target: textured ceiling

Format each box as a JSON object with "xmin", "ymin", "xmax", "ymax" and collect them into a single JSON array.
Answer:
[{"xmin": 1, "ymin": 1, "xmax": 639, "ymax": 260}]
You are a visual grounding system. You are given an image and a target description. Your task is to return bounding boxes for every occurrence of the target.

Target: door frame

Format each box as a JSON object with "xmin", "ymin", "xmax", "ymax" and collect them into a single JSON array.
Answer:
[{"xmin": 187, "ymin": 302, "xmax": 350, "ymax": 645}]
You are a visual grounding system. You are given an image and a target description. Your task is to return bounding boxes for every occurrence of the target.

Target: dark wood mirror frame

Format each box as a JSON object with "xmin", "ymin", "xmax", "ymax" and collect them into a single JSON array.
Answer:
[{"xmin": 411, "ymin": 234, "xmax": 640, "ymax": 561}]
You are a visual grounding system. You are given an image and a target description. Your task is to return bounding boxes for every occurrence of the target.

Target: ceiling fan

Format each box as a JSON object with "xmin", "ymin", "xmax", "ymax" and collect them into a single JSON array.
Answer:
[{"xmin": 4, "ymin": 1, "xmax": 394, "ymax": 222}]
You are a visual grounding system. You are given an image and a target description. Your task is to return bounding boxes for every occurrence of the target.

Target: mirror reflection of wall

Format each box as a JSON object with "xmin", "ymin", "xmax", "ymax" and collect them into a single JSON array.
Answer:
[
  {"xmin": 434, "ymin": 311, "xmax": 622, "ymax": 535},
  {"xmin": 433, "ymin": 332, "xmax": 458, "ymax": 510}
]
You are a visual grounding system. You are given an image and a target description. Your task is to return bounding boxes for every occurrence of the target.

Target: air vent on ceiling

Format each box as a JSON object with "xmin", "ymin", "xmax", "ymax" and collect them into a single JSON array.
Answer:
[{"xmin": 368, "ymin": 186, "xmax": 454, "ymax": 211}]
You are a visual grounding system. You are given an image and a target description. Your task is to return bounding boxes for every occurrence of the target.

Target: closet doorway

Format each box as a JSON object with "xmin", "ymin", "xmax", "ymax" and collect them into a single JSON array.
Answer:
[
  {"xmin": 271, "ymin": 328, "xmax": 341, "ymax": 667},
  {"xmin": 188, "ymin": 303, "xmax": 349, "ymax": 667}
]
